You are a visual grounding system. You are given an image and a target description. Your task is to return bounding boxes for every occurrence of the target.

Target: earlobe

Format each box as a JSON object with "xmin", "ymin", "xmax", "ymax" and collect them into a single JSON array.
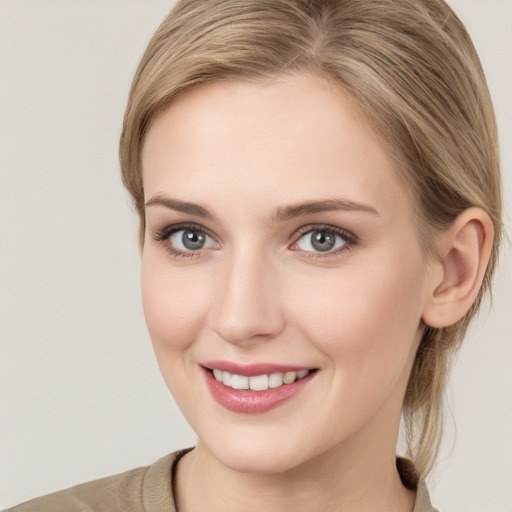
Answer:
[{"xmin": 422, "ymin": 208, "xmax": 494, "ymax": 328}]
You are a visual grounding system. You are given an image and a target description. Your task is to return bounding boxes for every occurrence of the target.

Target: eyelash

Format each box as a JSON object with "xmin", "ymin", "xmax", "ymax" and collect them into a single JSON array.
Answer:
[
  {"xmin": 153, "ymin": 223, "xmax": 217, "ymax": 259},
  {"xmin": 290, "ymin": 224, "xmax": 358, "ymax": 258},
  {"xmin": 152, "ymin": 222, "xmax": 358, "ymax": 259}
]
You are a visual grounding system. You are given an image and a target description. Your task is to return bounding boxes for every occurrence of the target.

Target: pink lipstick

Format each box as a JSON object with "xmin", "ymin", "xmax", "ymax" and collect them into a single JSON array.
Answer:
[{"xmin": 201, "ymin": 362, "xmax": 316, "ymax": 414}]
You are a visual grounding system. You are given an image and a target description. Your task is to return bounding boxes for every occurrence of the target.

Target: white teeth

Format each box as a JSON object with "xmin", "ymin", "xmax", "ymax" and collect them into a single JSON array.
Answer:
[
  {"xmin": 222, "ymin": 371, "xmax": 232, "ymax": 386},
  {"xmin": 249, "ymin": 374, "xmax": 269, "ymax": 391},
  {"xmin": 211, "ymin": 369, "xmax": 311, "ymax": 391},
  {"xmin": 231, "ymin": 374, "xmax": 249, "ymax": 390},
  {"xmin": 268, "ymin": 373, "xmax": 284, "ymax": 388},
  {"xmin": 283, "ymin": 371, "xmax": 297, "ymax": 384}
]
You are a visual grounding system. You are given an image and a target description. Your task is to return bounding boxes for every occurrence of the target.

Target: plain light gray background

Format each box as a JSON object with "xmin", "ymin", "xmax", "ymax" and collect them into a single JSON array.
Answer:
[{"xmin": 0, "ymin": 0, "xmax": 510, "ymax": 510}]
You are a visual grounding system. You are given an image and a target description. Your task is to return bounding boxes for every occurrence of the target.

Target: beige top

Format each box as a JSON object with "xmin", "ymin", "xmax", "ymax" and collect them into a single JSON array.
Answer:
[{"xmin": 6, "ymin": 450, "xmax": 438, "ymax": 512}]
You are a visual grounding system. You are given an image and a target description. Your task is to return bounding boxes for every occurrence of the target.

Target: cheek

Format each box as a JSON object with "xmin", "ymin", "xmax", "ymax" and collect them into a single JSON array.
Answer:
[
  {"xmin": 286, "ymin": 256, "xmax": 426, "ymax": 369},
  {"xmin": 141, "ymin": 254, "xmax": 211, "ymax": 353},
  {"xmin": 140, "ymin": 254, "xmax": 216, "ymax": 413},
  {"xmin": 286, "ymin": 258, "xmax": 426, "ymax": 432}
]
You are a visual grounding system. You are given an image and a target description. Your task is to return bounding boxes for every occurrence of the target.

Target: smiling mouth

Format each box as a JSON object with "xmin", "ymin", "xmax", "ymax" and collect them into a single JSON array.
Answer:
[
  {"xmin": 209, "ymin": 368, "xmax": 312, "ymax": 391},
  {"xmin": 201, "ymin": 362, "xmax": 318, "ymax": 413}
]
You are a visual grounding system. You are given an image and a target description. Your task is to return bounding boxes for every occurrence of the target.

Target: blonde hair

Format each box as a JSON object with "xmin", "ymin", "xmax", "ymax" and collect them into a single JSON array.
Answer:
[{"xmin": 120, "ymin": 0, "xmax": 502, "ymax": 477}]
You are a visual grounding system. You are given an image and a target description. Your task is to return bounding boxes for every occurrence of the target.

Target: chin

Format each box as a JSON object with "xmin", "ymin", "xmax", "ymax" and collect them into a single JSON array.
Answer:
[
  {"xmin": 218, "ymin": 448, "xmax": 304, "ymax": 475},
  {"xmin": 198, "ymin": 429, "xmax": 312, "ymax": 475}
]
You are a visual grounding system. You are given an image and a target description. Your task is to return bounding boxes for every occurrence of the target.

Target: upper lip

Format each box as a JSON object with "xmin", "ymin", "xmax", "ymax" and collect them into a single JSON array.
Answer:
[{"xmin": 201, "ymin": 360, "xmax": 314, "ymax": 377}]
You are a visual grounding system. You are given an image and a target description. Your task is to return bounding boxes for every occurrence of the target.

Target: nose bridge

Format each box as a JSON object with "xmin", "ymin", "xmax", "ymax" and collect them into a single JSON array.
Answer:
[{"xmin": 209, "ymin": 244, "xmax": 284, "ymax": 345}]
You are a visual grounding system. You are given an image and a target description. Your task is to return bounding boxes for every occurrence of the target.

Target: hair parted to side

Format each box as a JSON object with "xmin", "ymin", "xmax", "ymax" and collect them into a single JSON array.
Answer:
[{"xmin": 120, "ymin": 0, "xmax": 501, "ymax": 477}]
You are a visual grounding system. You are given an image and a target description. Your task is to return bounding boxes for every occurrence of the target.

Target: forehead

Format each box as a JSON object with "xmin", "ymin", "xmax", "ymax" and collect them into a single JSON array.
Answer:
[{"xmin": 141, "ymin": 74, "xmax": 414, "ymax": 223}]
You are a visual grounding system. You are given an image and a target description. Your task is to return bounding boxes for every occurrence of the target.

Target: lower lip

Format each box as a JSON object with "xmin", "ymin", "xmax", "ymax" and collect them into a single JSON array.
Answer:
[{"xmin": 203, "ymin": 368, "xmax": 316, "ymax": 414}]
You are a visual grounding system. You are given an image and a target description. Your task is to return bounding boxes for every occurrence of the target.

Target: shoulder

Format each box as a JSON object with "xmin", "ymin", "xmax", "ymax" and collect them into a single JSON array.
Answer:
[
  {"xmin": 4, "ymin": 466, "xmax": 148, "ymax": 512},
  {"xmin": 4, "ymin": 450, "xmax": 188, "ymax": 512}
]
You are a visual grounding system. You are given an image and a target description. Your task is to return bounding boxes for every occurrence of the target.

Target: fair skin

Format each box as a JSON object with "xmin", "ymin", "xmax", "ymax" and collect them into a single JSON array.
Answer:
[{"xmin": 140, "ymin": 73, "xmax": 493, "ymax": 512}]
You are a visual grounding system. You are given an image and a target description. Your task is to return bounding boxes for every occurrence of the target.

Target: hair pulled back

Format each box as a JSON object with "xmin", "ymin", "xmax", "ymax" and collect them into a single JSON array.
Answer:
[{"xmin": 120, "ymin": 0, "xmax": 502, "ymax": 477}]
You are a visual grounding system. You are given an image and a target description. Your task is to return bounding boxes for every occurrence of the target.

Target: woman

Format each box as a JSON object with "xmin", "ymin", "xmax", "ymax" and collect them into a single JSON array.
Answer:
[{"xmin": 5, "ymin": 0, "xmax": 503, "ymax": 511}]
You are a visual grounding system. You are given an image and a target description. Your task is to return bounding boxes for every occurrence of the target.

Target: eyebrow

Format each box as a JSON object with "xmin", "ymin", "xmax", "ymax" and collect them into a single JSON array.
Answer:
[
  {"xmin": 145, "ymin": 194, "xmax": 215, "ymax": 219},
  {"xmin": 144, "ymin": 194, "xmax": 379, "ymax": 221},
  {"xmin": 273, "ymin": 198, "xmax": 379, "ymax": 222}
]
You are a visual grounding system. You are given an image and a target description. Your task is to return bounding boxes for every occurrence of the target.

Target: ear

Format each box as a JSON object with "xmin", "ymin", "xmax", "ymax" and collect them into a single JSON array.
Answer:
[{"xmin": 422, "ymin": 207, "xmax": 494, "ymax": 328}]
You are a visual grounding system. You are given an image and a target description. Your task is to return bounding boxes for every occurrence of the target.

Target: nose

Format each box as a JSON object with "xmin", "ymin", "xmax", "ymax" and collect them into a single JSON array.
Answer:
[{"xmin": 208, "ymin": 248, "xmax": 285, "ymax": 345}]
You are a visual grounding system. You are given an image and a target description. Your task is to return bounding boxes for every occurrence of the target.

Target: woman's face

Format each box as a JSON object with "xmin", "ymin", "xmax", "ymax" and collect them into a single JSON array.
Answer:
[{"xmin": 141, "ymin": 74, "xmax": 433, "ymax": 474}]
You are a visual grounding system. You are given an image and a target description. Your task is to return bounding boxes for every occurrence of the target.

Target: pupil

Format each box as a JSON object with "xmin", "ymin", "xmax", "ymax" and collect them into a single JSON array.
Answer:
[
  {"xmin": 182, "ymin": 230, "xmax": 205, "ymax": 250},
  {"xmin": 311, "ymin": 231, "xmax": 335, "ymax": 252}
]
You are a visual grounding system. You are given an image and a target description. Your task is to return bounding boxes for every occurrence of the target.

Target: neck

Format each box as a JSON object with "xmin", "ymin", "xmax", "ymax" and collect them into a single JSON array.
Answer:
[{"xmin": 174, "ymin": 426, "xmax": 416, "ymax": 512}]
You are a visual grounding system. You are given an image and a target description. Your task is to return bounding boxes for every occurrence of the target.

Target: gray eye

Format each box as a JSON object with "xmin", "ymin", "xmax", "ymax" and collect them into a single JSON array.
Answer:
[
  {"xmin": 296, "ymin": 230, "xmax": 345, "ymax": 253},
  {"xmin": 170, "ymin": 229, "xmax": 215, "ymax": 251},
  {"xmin": 182, "ymin": 230, "xmax": 206, "ymax": 250},
  {"xmin": 311, "ymin": 231, "xmax": 335, "ymax": 251}
]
